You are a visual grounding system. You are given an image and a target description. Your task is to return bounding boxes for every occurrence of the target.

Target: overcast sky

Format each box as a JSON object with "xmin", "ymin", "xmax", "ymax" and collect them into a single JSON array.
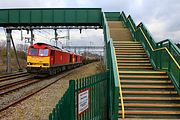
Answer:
[{"xmin": 0, "ymin": 0, "xmax": 179, "ymax": 47}]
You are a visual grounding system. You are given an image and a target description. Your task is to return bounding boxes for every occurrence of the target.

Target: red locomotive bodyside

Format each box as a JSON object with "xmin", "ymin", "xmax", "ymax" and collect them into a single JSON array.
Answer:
[
  {"xmin": 51, "ymin": 50, "xmax": 71, "ymax": 66},
  {"xmin": 77, "ymin": 54, "xmax": 82, "ymax": 63},
  {"xmin": 27, "ymin": 43, "xmax": 83, "ymax": 75}
]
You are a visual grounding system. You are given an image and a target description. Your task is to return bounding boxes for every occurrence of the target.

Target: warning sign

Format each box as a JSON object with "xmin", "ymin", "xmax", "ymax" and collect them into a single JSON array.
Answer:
[{"xmin": 78, "ymin": 88, "xmax": 89, "ymax": 115}]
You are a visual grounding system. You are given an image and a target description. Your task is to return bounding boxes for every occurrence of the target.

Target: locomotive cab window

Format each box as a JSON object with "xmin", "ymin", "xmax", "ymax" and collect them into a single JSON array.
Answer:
[
  {"xmin": 39, "ymin": 49, "xmax": 48, "ymax": 56},
  {"xmin": 29, "ymin": 48, "xmax": 38, "ymax": 56}
]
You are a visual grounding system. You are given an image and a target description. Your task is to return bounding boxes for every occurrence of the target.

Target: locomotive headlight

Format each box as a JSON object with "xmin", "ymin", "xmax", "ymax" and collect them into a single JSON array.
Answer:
[{"xmin": 43, "ymin": 63, "xmax": 49, "ymax": 66}]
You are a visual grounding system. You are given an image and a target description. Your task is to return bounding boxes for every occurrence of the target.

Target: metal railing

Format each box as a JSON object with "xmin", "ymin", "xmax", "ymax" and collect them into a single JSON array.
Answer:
[
  {"xmin": 48, "ymin": 71, "xmax": 109, "ymax": 120},
  {"xmin": 103, "ymin": 12, "xmax": 124, "ymax": 119},
  {"xmin": 49, "ymin": 80, "xmax": 75, "ymax": 120},
  {"xmin": 120, "ymin": 11, "xmax": 180, "ymax": 93}
]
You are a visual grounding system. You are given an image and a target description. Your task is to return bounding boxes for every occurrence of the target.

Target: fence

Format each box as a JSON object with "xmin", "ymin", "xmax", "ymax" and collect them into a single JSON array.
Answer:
[{"xmin": 49, "ymin": 71, "xmax": 109, "ymax": 120}]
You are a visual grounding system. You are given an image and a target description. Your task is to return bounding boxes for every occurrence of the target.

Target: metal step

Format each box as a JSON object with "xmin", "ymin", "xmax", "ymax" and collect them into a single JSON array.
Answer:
[
  {"xmin": 119, "ymin": 71, "xmax": 166, "ymax": 74},
  {"xmin": 121, "ymin": 80, "xmax": 171, "ymax": 84},
  {"xmin": 120, "ymin": 103, "xmax": 180, "ymax": 107},
  {"xmin": 122, "ymin": 91, "xmax": 177, "ymax": 95},
  {"xmin": 115, "ymin": 50, "xmax": 145, "ymax": 53},
  {"xmin": 118, "ymin": 110, "xmax": 180, "ymax": 115},
  {"xmin": 115, "ymin": 48, "xmax": 144, "ymax": 50},
  {"xmin": 117, "ymin": 58, "xmax": 149, "ymax": 60},
  {"xmin": 121, "ymin": 85, "xmax": 174, "ymax": 89},
  {"xmin": 120, "ymin": 75, "xmax": 169, "ymax": 79},
  {"xmin": 122, "ymin": 97, "xmax": 180, "ymax": 101},
  {"xmin": 118, "ymin": 66, "xmax": 153, "ymax": 69},
  {"xmin": 116, "ymin": 53, "xmax": 146, "ymax": 55}
]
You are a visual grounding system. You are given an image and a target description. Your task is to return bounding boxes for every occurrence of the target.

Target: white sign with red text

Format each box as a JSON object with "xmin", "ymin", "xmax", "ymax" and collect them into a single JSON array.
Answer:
[{"xmin": 78, "ymin": 88, "xmax": 89, "ymax": 115}]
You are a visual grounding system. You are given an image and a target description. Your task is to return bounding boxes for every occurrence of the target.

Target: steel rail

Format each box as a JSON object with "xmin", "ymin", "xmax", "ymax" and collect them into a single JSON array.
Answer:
[
  {"xmin": 0, "ymin": 70, "xmax": 72, "ymax": 112},
  {"xmin": 0, "ymin": 79, "xmax": 37, "ymax": 96},
  {"xmin": 0, "ymin": 72, "xmax": 27, "ymax": 79},
  {"xmin": 0, "ymin": 73, "xmax": 30, "ymax": 82},
  {"xmin": 0, "ymin": 77, "xmax": 32, "ymax": 90}
]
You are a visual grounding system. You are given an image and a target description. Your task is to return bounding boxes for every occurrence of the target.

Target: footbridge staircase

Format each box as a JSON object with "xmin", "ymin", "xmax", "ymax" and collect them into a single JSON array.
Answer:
[
  {"xmin": 104, "ymin": 12, "xmax": 180, "ymax": 119},
  {"xmin": 0, "ymin": 8, "xmax": 179, "ymax": 120}
]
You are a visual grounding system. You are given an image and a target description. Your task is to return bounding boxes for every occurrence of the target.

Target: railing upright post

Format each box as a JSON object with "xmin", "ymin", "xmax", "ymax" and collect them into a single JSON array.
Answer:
[{"xmin": 69, "ymin": 80, "xmax": 76, "ymax": 120}]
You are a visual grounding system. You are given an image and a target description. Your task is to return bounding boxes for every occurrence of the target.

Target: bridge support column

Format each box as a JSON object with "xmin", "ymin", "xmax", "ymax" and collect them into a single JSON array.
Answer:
[{"xmin": 6, "ymin": 29, "xmax": 12, "ymax": 73}]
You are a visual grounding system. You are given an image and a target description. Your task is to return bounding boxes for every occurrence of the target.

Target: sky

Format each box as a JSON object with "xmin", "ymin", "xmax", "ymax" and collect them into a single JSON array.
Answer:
[{"xmin": 0, "ymin": 0, "xmax": 179, "ymax": 47}]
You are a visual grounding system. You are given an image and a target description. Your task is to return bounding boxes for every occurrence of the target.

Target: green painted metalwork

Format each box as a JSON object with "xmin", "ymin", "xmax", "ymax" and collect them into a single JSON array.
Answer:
[
  {"xmin": 103, "ymin": 12, "xmax": 120, "ymax": 120},
  {"xmin": 48, "ymin": 80, "xmax": 75, "ymax": 120},
  {"xmin": 120, "ymin": 11, "xmax": 180, "ymax": 93},
  {"xmin": 0, "ymin": 8, "xmax": 102, "ymax": 26},
  {"xmin": 48, "ymin": 71, "xmax": 108, "ymax": 120},
  {"xmin": 104, "ymin": 12, "xmax": 121, "ymax": 21}
]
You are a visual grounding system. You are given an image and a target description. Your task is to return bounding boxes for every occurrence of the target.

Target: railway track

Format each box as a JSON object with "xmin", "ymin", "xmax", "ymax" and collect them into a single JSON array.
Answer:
[
  {"xmin": 0, "ymin": 72, "xmax": 30, "ymax": 82},
  {"xmin": 0, "ymin": 78, "xmax": 38, "ymax": 96},
  {"xmin": 0, "ymin": 70, "xmax": 72, "ymax": 112}
]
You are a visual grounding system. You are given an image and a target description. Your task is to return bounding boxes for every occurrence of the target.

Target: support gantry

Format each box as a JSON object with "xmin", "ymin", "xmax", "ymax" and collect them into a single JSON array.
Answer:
[{"xmin": 0, "ymin": 8, "xmax": 103, "ymax": 73}]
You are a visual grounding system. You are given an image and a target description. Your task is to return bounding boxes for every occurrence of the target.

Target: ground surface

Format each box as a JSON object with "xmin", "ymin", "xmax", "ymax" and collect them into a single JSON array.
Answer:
[
  {"xmin": 0, "ymin": 61, "xmax": 105, "ymax": 120},
  {"xmin": 0, "ymin": 58, "xmax": 26, "ymax": 74}
]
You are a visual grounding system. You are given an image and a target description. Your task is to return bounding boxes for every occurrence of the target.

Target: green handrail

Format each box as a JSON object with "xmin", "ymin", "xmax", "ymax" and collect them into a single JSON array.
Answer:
[
  {"xmin": 120, "ymin": 11, "xmax": 128, "ymax": 27},
  {"xmin": 157, "ymin": 39, "xmax": 180, "ymax": 68},
  {"xmin": 103, "ymin": 12, "xmax": 120, "ymax": 119},
  {"xmin": 120, "ymin": 11, "xmax": 180, "ymax": 93}
]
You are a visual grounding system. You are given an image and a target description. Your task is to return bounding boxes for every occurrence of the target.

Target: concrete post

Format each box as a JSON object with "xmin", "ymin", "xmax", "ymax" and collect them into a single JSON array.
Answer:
[{"xmin": 6, "ymin": 29, "xmax": 12, "ymax": 73}]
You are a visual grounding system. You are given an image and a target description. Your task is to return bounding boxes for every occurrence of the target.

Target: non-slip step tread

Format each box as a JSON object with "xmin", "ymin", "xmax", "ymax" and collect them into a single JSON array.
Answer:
[
  {"xmin": 115, "ymin": 47, "xmax": 144, "ymax": 50},
  {"xmin": 118, "ymin": 63, "xmax": 152, "ymax": 66},
  {"xmin": 120, "ymin": 75, "xmax": 168, "ymax": 79},
  {"xmin": 118, "ymin": 110, "xmax": 180, "ymax": 115},
  {"xmin": 114, "ymin": 44, "xmax": 141, "ymax": 46},
  {"xmin": 116, "ymin": 54, "xmax": 147, "ymax": 56},
  {"xmin": 117, "ymin": 60, "xmax": 150, "ymax": 63},
  {"xmin": 119, "ymin": 71, "xmax": 166, "ymax": 74},
  {"xmin": 121, "ymin": 80, "xmax": 171, "ymax": 84},
  {"xmin": 122, "ymin": 91, "xmax": 177, "ymax": 95},
  {"xmin": 121, "ymin": 85, "xmax": 174, "ymax": 89},
  {"xmin": 114, "ymin": 45, "xmax": 143, "ymax": 47},
  {"xmin": 116, "ymin": 49, "xmax": 145, "ymax": 52},
  {"xmin": 113, "ymin": 38, "xmax": 134, "ymax": 43},
  {"xmin": 119, "ymin": 103, "xmax": 180, "ymax": 107},
  {"xmin": 115, "ymin": 47, "xmax": 143, "ymax": 49},
  {"xmin": 117, "ymin": 58, "xmax": 149, "ymax": 60},
  {"xmin": 116, "ymin": 53, "xmax": 146, "ymax": 55},
  {"xmin": 115, "ymin": 50, "xmax": 145, "ymax": 53},
  {"xmin": 122, "ymin": 97, "xmax": 180, "ymax": 101},
  {"xmin": 118, "ymin": 66, "xmax": 153, "ymax": 69},
  {"xmin": 113, "ymin": 42, "xmax": 141, "ymax": 44}
]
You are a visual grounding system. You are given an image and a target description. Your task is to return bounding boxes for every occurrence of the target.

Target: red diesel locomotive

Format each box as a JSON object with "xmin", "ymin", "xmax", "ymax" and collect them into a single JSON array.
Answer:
[{"xmin": 26, "ymin": 43, "xmax": 82, "ymax": 75}]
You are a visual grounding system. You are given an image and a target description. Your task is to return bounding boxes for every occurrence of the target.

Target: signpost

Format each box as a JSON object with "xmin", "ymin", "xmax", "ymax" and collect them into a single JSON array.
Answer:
[{"xmin": 78, "ymin": 88, "xmax": 90, "ymax": 115}]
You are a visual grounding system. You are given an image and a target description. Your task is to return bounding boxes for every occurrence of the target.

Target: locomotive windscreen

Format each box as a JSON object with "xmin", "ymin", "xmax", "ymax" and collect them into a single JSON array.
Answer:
[
  {"xmin": 39, "ymin": 49, "xmax": 48, "ymax": 56},
  {"xmin": 29, "ymin": 48, "xmax": 38, "ymax": 56},
  {"xmin": 29, "ymin": 48, "xmax": 49, "ymax": 56}
]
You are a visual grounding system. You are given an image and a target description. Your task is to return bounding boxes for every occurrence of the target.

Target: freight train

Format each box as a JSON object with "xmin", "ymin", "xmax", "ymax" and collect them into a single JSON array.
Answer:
[{"xmin": 26, "ymin": 43, "xmax": 83, "ymax": 75}]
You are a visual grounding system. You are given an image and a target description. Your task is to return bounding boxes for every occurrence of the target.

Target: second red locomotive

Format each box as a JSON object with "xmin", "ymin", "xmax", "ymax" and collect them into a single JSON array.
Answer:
[{"xmin": 26, "ymin": 43, "xmax": 82, "ymax": 75}]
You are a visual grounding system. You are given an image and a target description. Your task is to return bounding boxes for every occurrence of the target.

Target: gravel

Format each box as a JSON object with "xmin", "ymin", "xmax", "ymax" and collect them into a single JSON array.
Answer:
[
  {"xmin": 0, "ymin": 61, "xmax": 104, "ymax": 120},
  {"xmin": 0, "ymin": 75, "xmax": 32, "ymax": 87}
]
